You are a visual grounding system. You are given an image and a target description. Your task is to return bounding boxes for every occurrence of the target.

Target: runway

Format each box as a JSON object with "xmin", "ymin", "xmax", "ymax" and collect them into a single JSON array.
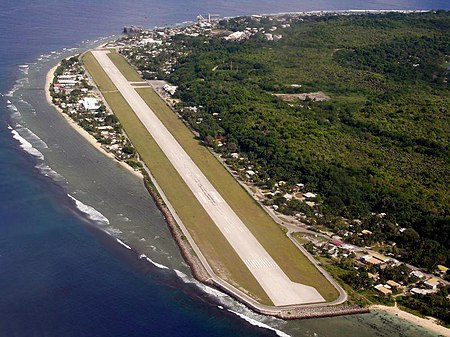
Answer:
[{"xmin": 92, "ymin": 50, "xmax": 325, "ymax": 306}]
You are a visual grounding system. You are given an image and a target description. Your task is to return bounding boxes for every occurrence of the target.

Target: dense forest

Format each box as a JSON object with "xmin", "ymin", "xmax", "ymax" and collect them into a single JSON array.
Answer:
[{"xmin": 126, "ymin": 12, "xmax": 450, "ymax": 269}]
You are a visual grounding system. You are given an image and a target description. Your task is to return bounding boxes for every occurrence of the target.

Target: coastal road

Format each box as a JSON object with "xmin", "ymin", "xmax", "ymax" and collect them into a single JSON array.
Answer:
[{"xmin": 92, "ymin": 50, "xmax": 325, "ymax": 306}]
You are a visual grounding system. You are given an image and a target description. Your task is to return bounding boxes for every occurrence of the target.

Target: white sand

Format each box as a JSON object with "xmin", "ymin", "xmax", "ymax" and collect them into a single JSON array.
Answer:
[
  {"xmin": 45, "ymin": 64, "xmax": 143, "ymax": 179},
  {"xmin": 370, "ymin": 304, "xmax": 450, "ymax": 336}
]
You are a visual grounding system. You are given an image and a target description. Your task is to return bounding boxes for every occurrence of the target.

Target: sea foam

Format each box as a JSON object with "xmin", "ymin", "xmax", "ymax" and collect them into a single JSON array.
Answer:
[
  {"xmin": 6, "ymin": 103, "xmax": 21, "ymax": 118},
  {"xmin": 10, "ymin": 128, "xmax": 44, "ymax": 160},
  {"xmin": 36, "ymin": 163, "xmax": 65, "ymax": 182},
  {"xmin": 15, "ymin": 124, "xmax": 48, "ymax": 149},
  {"xmin": 227, "ymin": 310, "xmax": 291, "ymax": 337},
  {"xmin": 116, "ymin": 238, "xmax": 132, "ymax": 250},
  {"xmin": 139, "ymin": 254, "xmax": 169, "ymax": 270},
  {"xmin": 174, "ymin": 269, "xmax": 228, "ymax": 299},
  {"xmin": 67, "ymin": 194, "xmax": 110, "ymax": 226},
  {"xmin": 172, "ymin": 270, "xmax": 290, "ymax": 337}
]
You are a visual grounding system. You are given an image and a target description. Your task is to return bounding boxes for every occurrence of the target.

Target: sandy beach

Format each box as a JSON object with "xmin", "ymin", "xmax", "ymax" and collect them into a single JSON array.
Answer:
[
  {"xmin": 45, "ymin": 64, "xmax": 143, "ymax": 179},
  {"xmin": 370, "ymin": 304, "xmax": 450, "ymax": 336}
]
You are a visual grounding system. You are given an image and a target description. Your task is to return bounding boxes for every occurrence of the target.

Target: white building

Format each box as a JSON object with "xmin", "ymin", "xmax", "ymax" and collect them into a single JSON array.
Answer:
[
  {"xmin": 58, "ymin": 79, "xmax": 78, "ymax": 86},
  {"xmin": 411, "ymin": 288, "xmax": 435, "ymax": 295},
  {"xmin": 81, "ymin": 97, "xmax": 100, "ymax": 111},
  {"xmin": 163, "ymin": 84, "xmax": 178, "ymax": 95},
  {"xmin": 224, "ymin": 31, "xmax": 247, "ymax": 41},
  {"xmin": 140, "ymin": 38, "xmax": 163, "ymax": 45}
]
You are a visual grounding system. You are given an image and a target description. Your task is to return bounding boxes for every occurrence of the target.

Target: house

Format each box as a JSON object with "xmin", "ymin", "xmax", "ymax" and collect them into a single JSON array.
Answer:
[
  {"xmin": 374, "ymin": 284, "xmax": 392, "ymax": 295},
  {"xmin": 140, "ymin": 38, "xmax": 163, "ymax": 45},
  {"xmin": 163, "ymin": 84, "xmax": 177, "ymax": 95},
  {"xmin": 330, "ymin": 239, "xmax": 343, "ymax": 247},
  {"xmin": 370, "ymin": 252, "xmax": 390, "ymax": 263},
  {"xmin": 386, "ymin": 280, "xmax": 402, "ymax": 289},
  {"xmin": 81, "ymin": 97, "xmax": 100, "ymax": 111},
  {"xmin": 224, "ymin": 31, "xmax": 247, "ymax": 41},
  {"xmin": 283, "ymin": 193, "xmax": 293, "ymax": 201},
  {"xmin": 368, "ymin": 272, "xmax": 379, "ymax": 281},
  {"xmin": 303, "ymin": 192, "xmax": 317, "ymax": 199},
  {"xmin": 362, "ymin": 254, "xmax": 385, "ymax": 265},
  {"xmin": 410, "ymin": 270, "xmax": 425, "ymax": 279},
  {"xmin": 58, "ymin": 74, "xmax": 77, "ymax": 80},
  {"xmin": 58, "ymin": 79, "xmax": 78, "ymax": 86},
  {"xmin": 411, "ymin": 288, "xmax": 435, "ymax": 295},
  {"xmin": 365, "ymin": 257, "xmax": 382, "ymax": 265},
  {"xmin": 361, "ymin": 229, "xmax": 373, "ymax": 235},
  {"xmin": 436, "ymin": 265, "xmax": 448, "ymax": 275},
  {"xmin": 424, "ymin": 277, "xmax": 440, "ymax": 289}
]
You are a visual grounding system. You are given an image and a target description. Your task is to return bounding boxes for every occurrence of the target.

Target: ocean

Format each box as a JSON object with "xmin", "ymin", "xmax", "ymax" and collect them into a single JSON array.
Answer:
[{"xmin": 0, "ymin": 1, "xmax": 448, "ymax": 336}]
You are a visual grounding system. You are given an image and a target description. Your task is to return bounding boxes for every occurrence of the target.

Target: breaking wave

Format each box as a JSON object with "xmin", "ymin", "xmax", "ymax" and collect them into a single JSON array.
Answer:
[
  {"xmin": 36, "ymin": 163, "xmax": 65, "ymax": 182},
  {"xmin": 10, "ymin": 127, "xmax": 44, "ymax": 160},
  {"xmin": 139, "ymin": 254, "xmax": 169, "ymax": 270},
  {"xmin": 67, "ymin": 194, "xmax": 110, "ymax": 226},
  {"xmin": 116, "ymin": 238, "xmax": 132, "ymax": 250},
  {"xmin": 174, "ymin": 269, "xmax": 228, "ymax": 299},
  {"xmin": 106, "ymin": 227, "xmax": 123, "ymax": 236},
  {"xmin": 15, "ymin": 124, "xmax": 48, "ymax": 149},
  {"xmin": 6, "ymin": 103, "xmax": 21, "ymax": 118},
  {"xmin": 226, "ymin": 310, "xmax": 291, "ymax": 337},
  {"xmin": 5, "ymin": 78, "xmax": 28, "ymax": 97},
  {"xmin": 172, "ymin": 268, "xmax": 290, "ymax": 337}
]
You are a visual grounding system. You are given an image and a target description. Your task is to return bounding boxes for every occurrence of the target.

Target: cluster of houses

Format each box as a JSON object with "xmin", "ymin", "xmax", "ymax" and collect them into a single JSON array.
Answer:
[
  {"xmin": 223, "ymin": 21, "xmax": 283, "ymax": 41},
  {"xmin": 310, "ymin": 235, "xmax": 449, "ymax": 298},
  {"xmin": 374, "ymin": 281, "xmax": 403, "ymax": 296},
  {"xmin": 51, "ymin": 59, "xmax": 136, "ymax": 162},
  {"xmin": 374, "ymin": 273, "xmax": 444, "ymax": 297},
  {"xmin": 117, "ymin": 21, "xmax": 214, "ymax": 79}
]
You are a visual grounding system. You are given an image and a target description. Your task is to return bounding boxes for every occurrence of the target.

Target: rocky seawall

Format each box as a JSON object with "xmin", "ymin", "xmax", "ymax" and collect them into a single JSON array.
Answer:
[{"xmin": 143, "ymin": 177, "xmax": 214, "ymax": 286}]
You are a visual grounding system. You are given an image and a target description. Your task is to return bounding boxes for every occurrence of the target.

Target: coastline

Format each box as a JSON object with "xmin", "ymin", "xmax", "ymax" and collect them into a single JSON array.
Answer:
[
  {"xmin": 370, "ymin": 304, "xmax": 450, "ymax": 336},
  {"xmin": 44, "ymin": 64, "xmax": 143, "ymax": 179},
  {"xmin": 44, "ymin": 20, "xmax": 448, "ymax": 332}
]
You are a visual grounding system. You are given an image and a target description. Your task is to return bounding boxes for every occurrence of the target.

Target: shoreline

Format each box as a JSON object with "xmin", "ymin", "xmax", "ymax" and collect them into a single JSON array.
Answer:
[
  {"xmin": 43, "ymin": 13, "xmax": 447, "ymax": 331},
  {"xmin": 44, "ymin": 64, "xmax": 143, "ymax": 180},
  {"xmin": 45, "ymin": 53, "xmax": 444, "ymax": 327},
  {"xmin": 83, "ymin": 49, "xmax": 366, "ymax": 319},
  {"xmin": 370, "ymin": 304, "xmax": 450, "ymax": 336}
]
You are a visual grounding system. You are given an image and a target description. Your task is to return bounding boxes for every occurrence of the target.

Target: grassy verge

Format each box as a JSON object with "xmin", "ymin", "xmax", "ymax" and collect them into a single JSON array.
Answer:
[
  {"xmin": 105, "ymin": 50, "xmax": 339, "ymax": 301},
  {"xmin": 107, "ymin": 50, "xmax": 143, "ymax": 82},
  {"xmin": 82, "ymin": 51, "xmax": 271, "ymax": 304}
]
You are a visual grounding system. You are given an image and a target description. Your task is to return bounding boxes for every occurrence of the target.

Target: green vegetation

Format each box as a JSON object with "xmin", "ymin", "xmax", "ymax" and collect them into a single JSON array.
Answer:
[
  {"xmin": 398, "ymin": 287, "xmax": 450, "ymax": 326},
  {"xmin": 126, "ymin": 12, "xmax": 450, "ymax": 270}
]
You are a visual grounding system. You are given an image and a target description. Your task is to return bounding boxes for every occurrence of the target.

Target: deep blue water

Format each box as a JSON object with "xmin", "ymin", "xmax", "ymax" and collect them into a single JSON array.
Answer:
[{"xmin": 0, "ymin": 1, "xmax": 449, "ymax": 336}]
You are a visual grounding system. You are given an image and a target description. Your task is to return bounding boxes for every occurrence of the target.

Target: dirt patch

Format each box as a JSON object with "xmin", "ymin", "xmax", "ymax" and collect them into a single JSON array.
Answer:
[{"xmin": 274, "ymin": 91, "xmax": 330, "ymax": 102}]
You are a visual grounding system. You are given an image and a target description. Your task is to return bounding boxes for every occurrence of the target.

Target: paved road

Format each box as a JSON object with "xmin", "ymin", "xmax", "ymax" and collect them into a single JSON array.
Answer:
[{"xmin": 92, "ymin": 50, "xmax": 325, "ymax": 306}]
